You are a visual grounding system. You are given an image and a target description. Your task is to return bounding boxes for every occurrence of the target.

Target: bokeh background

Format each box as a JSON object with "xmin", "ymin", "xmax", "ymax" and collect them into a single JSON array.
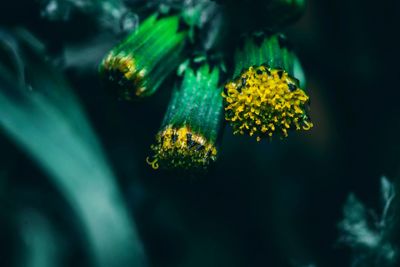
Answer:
[{"xmin": 1, "ymin": 1, "xmax": 400, "ymax": 267}]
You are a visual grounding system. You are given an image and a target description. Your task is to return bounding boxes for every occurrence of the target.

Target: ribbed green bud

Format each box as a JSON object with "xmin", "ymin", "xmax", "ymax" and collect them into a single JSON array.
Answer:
[
  {"xmin": 222, "ymin": 34, "xmax": 313, "ymax": 141},
  {"xmin": 99, "ymin": 14, "xmax": 188, "ymax": 100},
  {"xmin": 146, "ymin": 62, "xmax": 224, "ymax": 171}
]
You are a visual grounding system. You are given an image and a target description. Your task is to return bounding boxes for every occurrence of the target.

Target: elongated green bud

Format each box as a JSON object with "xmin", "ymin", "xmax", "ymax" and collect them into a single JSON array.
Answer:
[
  {"xmin": 146, "ymin": 62, "xmax": 224, "ymax": 171},
  {"xmin": 99, "ymin": 14, "xmax": 188, "ymax": 100},
  {"xmin": 222, "ymin": 34, "xmax": 313, "ymax": 141}
]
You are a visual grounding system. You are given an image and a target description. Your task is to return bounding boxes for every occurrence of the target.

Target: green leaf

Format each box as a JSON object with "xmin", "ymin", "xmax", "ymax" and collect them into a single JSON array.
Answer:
[{"xmin": 0, "ymin": 29, "xmax": 146, "ymax": 267}]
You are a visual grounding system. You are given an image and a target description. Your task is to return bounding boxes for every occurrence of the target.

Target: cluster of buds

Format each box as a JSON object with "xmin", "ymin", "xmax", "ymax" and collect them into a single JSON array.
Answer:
[{"xmin": 99, "ymin": 0, "xmax": 313, "ymax": 171}]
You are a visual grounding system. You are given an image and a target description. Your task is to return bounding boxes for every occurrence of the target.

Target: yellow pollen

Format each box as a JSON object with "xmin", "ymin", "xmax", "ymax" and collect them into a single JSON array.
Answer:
[
  {"xmin": 101, "ymin": 53, "xmax": 148, "ymax": 98},
  {"xmin": 103, "ymin": 53, "xmax": 137, "ymax": 79},
  {"xmin": 222, "ymin": 65, "xmax": 313, "ymax": 140},
  {"xmin": 148, "ymin": 126, "xmax": 218, "ymax": 170}
]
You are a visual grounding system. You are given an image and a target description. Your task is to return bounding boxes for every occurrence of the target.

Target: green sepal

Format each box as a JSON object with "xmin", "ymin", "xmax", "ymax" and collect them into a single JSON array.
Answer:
[
  {"xmin": 233, "ymin": 34, "xmax": 303, "ymax": 85},
  {"xmin": 162, "ymin": 63, "xmax": 223, "ymax": 144}
]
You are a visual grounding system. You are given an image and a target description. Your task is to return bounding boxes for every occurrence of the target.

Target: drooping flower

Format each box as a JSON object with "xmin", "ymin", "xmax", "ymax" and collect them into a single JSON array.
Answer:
[
  {"xmin": 147, "ymin": 61, "xmax": 223, "ymax": 170},
  {"xmin": 99, "ymin": 13, "xmax": 188, "ymax": 100},
  {"xmin": 222, "ymin": 34, "xmax": 313, "ymax": 141}
]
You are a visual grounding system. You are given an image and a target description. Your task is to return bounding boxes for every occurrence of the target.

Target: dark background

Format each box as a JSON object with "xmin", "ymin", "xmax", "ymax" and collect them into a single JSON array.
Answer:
[{"xmin": 1, "ymin": 0, "xmax": 400, "ymax": 266}]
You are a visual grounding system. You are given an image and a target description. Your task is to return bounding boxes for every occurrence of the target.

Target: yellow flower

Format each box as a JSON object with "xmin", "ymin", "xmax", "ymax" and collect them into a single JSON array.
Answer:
[
  {"xmin": 222, "ymin": 64, "xmax": 312, "ymax": 140},
  {"xmin": 147, "ymin": 126, "xmax": 218, "ymax": 170}
]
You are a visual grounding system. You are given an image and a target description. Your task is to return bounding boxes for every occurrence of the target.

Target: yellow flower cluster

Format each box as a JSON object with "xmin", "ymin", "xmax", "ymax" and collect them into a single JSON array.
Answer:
[
  {"xmin": 147, "ymin": 126, "xmax": 218, "ymax": 170},
  {"xmin": 222, "ymin": 65, "xmax": 313, "ymax": 141}
]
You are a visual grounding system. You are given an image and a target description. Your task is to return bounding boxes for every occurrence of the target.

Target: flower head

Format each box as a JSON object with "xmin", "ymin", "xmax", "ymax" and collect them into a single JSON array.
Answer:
[
  {"xmin": 147, "ymin": 62, "xmax": 223, "ymax": 170},
  {"xmin": 99, "ymin": 14, "xmax": 188, "ymax": 100},
  {"xmin": 223, "ymin": 64, "xmax": 312, "ymax": 140},
  {"xmin": 222, "ymin": 34, "xmax": 313, "ymax": 140},
  {"xmin": 147, "ymin": 126, "xmax": 218, "ymax": 170}
]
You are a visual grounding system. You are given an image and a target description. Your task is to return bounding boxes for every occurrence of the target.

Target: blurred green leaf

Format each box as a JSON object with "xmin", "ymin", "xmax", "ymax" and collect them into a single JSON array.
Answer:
[
  {"xmin": 17, "ymin": 210, "xmax": 62, "ymax": 267},
  {"xmin": 338, "ymin": 178, "xmax": 398, "ymax": 267},
  {"xmin": 0, "ymin": 29, "xmax": 146, "ymax": 267},
  {"xmin": 39, "ymin": 0, "xmax": 137, "ymax": 33}
]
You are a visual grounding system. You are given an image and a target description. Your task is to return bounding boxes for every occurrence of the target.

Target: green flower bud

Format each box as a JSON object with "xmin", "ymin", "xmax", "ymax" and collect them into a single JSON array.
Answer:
[
  {"xmin": 222, "ymin": 34, "xmax": 313, "ymax": 141},
  {"xmin": 99, "ymin": 13, "xmax": 188, "ymax": 100},
  {"xmin": 146, "ymin": 62, "xmax": 224, "ymax": 171}
]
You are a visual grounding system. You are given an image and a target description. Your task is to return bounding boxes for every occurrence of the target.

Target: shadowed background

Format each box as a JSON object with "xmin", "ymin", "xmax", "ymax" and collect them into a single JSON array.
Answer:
[{"xmin": 1, "ymin": 1, "xmax": 400, "ymax": 267}]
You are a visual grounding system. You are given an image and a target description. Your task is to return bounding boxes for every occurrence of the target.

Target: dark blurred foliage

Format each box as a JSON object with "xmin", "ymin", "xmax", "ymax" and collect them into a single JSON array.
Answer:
[{"xmin": 1, "ymin": 1, "xmax": 400, "ymax": 267}]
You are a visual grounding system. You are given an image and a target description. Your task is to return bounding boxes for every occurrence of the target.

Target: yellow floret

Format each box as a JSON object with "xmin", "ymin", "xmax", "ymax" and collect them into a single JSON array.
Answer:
[{"xmin": 147, "ymin": 126, "xmax": 218, "ymax": 170}]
